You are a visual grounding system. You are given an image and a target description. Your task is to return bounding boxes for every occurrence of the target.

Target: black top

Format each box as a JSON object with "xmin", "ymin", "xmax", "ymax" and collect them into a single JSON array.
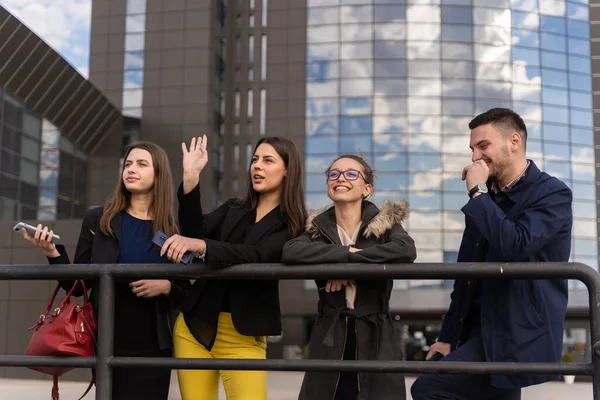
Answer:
[
  {"xmin": 177, "ymin": 183, "xmax": 292, "ymax": 350},
  {"xmin": 220, "ymin": 208, "xmax": 256, "ymax": 312},
  {"xmin": 114, "ymin": 213, "xmax": 163, "ymax": 352}
]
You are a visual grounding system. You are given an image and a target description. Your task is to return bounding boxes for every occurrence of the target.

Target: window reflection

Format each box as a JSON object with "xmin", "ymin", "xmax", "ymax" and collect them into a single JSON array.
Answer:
[
  {"xmin": 571, "ymin": 128, "xmax": 593, "ymax": 146},
  {"xmin": 512, "ymin": 29, "xmax": 540, "ymax": 48},
  {"xmin": 375, "ymin": 60, "xmax": 406, "ymax": 78},
  {"xmin": 441, "ymin": 6, "xmax": 472, "ymax": 24},
  {"xmin": 512, "ymin": 11, "xmax": 539, "ymax": 30},
  {"xmin": 512, "ymin": 83, "xmax": 541, "ymax": 103},
  {"xmin": 373, "ymin": 96, "xmax": 407, "ymax": 115},
  {"xmin": 568, "ymin": 55, "xmax": 591, "ymax": 75},
  {"xmin": 341, "ymin": 60, "xmax": 373, "ymax": 78},
  {"xmin": 340, "ymin": 116, "xmax": 372, "ymax": 134},
  {"xmin": 409, "ymin": 191, "xmax": 442, "ymax": 210},
  {"xmin": 569, "ymin": 73, "xmax": 591, "ymax": 92},
  {"xmin": 341, "ymin": 79, "xmax": 373, "ymax": 96},
  {"xmin": 378, "ymin": 172, "xmax": 408, "ymax": 190},
  {"xmin": 474, "ymin": 25, "xmax": 510, "ymax": 45},
  {"xmin": 443, "ymin": 193, "xmax": 467, "ymax": 212},
  {"xmin": 125, "ymin": 33, "xmax": 145, "ymax": 51},
  {"xmin": 543, "ymin": 123, "xmax": 569, "ymax": 142},
  {"xmin": 443, "ymin": 61, "xmax": 474, "ymax": 79},
  {"xmin": 567, "ymin": 3, "xmax": 589, "ymax": 21},
  {"xmin": 542, "ymin": 69, "xmax": 568, "ymax": 88},
  {"xmin": 374, "ymin": 4, "xmax": 406, "ymax": 22},
  {"xmin": 409, "ymin": 134, "xmax": 441, "ymax": 153},
  {"xmin": 308, "ymin": 7, "xmax": 339, "ymax": 25},
  {"xmin": 441, "ymin": 24, "xmax": 472, "ymax": 42},
  {"xmin": 568, "ymin": 37, "xmax": 590, "ymax": 57},
  {"xmin": 443, "ymin": 99, "xmax": 474, "ymax": 115},
  {"xmin": 307, "ymin": 61, "xmax": 339, "ymax": 81},
  {"xmin": 474, "ymin": 44, "xmax": 510, "ymax": 62},
  {"xmin": 541, "ymin": 33, "xmax": 567, "ymax": 53},
  {"xmin": 407, "ymin": 6, "xmax": 440, "ymax": 23},
  {"xmin": 306, "ymin": 116, "xmax": 338, "ymax": 136},
  {"xmin": 341, "ymin": 24, "xmax": 373, "ymax": 41},
  {"xmin": 374, "ymin": 79, "xmax": 407, "ymax": 97},
  {"xmin": 542, "ymin": 87, "xmax": 568, "ymax": 106},
  {"xmin": 476, "ymin": 64, "xmax": 511, "ymax": 82},
  {"xmin": 306, "ymin": 99, "xmax": 338, "ymax": 117},
  {"xmin": 341, "ymin": 97, "xmax": 371, "ymax": 115},
  {"xmin": 473, "ymin": 7, "xmax": 510, "ymax": 27},
  {"xmin": 567, "ymin": 20, "xmax": 590, "ymax": 39},
  {"xmin": 374, "ymin": 22, "xmax": 407, "ymax": 40},
  {"xmin": 570, "ymin": 109, "xmax": 593, "ymax": 129},
  {"xmin": 571, "ymin": 163, "xmax": 595, "ymax": 182},
  {"xmin": 374, "ymin": 41, "xmax": 406, "ymax": 59},
  {"xmin": 442, "ymin": 42, "xmax": 473, "ymax": 60},
  {"xmin": 409, "ymin": 154, "xmax": 442, "ymax": 172},
  {"xmin": 373, "ymin": 133, "xmax": 408, "ymax": 152},
  {"xmin": 374, "ymin": 153, "xmax": 408, "ymax": 171},
  {"xmin": 306, "ymin": 137, "xmax": 338, "ymax": 155},
  {"xmin": 407, "ymin": 23, "xmax": 441, "ymax": 41},
  {"xmin": 540, "ymin": 15, "xmax": 566, "ymax": 34},
  {"xmin": 541, "ymin": 51, "xmax": 567, "ymax": 70}
]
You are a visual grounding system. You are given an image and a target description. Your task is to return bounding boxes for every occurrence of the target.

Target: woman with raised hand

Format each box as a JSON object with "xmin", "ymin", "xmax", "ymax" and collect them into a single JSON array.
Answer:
[
  {"xmin": 282, "ymin": 154, "xmax": 417, "ymax": 400},
  {"xmin": 22, "ymin": 141, "xmax": 190, "ymax": 400},
  {"xmin": 160, "ymin": 135, "xmax": 306, "ymax": 400}
]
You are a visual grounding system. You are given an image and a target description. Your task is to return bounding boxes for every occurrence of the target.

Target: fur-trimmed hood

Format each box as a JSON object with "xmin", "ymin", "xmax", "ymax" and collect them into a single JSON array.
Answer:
[{"xmin": 306, "ymin": 200, "xmax": 409, "ymax": 240}]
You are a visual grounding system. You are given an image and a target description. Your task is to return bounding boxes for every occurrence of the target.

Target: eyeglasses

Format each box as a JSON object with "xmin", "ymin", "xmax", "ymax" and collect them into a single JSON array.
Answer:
[{"xmin": 326, "ymin": 169, "xmax": 366, "ymax": 181}]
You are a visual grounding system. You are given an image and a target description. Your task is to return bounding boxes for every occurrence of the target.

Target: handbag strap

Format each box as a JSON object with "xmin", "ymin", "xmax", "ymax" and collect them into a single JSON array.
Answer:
[
  {"xmin": 51, "ymin": 374, "xmax": 95, "ymax": 400},
  {"xmin": 58, "ymin": 280, "xmax": 90, "ymax": 310}
]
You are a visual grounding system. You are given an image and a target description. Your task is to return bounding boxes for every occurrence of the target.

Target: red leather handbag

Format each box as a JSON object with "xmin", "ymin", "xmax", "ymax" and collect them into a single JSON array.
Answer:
[{"xmin": 26, "ymin": 280, "xmax": 97, "ymax": 400}]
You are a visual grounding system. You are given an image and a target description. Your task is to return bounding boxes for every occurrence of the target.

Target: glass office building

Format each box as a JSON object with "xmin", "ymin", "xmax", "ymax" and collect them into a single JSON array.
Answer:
[
  {"xmin": 0, "ymin": 89, "xmax": 88, "ymax": 221},
  {"xmin": 305, "ymin": 0, "xmax": 596, "ymax": 288}
]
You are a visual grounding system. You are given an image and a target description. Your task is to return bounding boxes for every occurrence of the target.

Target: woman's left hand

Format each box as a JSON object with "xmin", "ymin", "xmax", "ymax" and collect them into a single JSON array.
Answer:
[
  {"xmin": 325, "ymin": 279, "xmax": 349, "ymax": 293},
  {"xmin": 130, "ymin": 280, "xmax": 171, "ymax": 298}
]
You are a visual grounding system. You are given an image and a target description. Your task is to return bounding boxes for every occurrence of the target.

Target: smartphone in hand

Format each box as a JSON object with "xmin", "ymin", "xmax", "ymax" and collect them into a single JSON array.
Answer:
[
  {"xmin": 13, "ymin": 222, "xmax": 60, "ymax": 243},
  {"xmin": 151, "ymin": 230, "xmax": 193, "ymax": 264}
]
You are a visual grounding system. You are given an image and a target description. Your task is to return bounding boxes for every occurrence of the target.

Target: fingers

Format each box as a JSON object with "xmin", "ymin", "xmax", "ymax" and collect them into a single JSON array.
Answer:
[
  {"xmin": 425, "ymin": 349, "xmax": 436, "ymax": 360},
  {"xmin": 325, "ymin": 280, "xmax": 332, "ymax": 293},
  {"xmin": 461, "ymin": 166, "xmax": 469, "ymax": 181},
  {"xmin": 160, "ymin": 235, "xmax": 178, "ymax": 256},
  {"xmin": 181, "ymin": 141, "xmax": 188, "ymax": 154}
]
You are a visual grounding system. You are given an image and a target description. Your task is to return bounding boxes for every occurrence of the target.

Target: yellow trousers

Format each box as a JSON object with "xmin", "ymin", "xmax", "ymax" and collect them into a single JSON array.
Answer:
[{"xmin": 173, "ymin": 312, "xmax": 268, "ymax": 400}]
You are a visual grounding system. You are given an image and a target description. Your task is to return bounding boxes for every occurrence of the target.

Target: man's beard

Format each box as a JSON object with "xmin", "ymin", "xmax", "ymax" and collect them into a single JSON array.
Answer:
[{"xmin": 488, "ymin": 145, "xmax": 510, "ymax": 182}]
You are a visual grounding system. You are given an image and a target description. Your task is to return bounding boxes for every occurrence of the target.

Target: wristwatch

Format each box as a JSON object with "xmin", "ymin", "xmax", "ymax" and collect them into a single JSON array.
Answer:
[{"xmin": 468, "ymin": 183, "xmax": 488, "ymax": 199}]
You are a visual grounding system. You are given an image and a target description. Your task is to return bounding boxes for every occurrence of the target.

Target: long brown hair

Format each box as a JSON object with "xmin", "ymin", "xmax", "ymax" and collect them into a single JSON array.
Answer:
[
  {"xmin": 99, "ymin": 141, "xmax": 179, "ymax": 237},
  {"xmin": 241, "ymin": 137, "xmax": 307, "ymax": 237}
]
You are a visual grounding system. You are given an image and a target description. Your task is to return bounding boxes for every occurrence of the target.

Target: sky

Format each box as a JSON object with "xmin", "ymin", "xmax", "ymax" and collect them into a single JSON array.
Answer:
[{"xmin": 0, "ymin": 0, "xmax": 91, "ymax": 78}]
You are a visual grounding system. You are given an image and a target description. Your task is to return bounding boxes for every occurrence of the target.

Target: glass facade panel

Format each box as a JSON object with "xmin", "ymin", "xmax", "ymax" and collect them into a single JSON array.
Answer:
[{"xmin": 305, "ymin": 1, "xmax": 597, "ymax": 283}]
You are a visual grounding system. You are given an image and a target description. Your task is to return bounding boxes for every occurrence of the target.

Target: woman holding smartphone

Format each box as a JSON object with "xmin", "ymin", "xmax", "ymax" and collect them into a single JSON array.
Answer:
[
  {"xmin": 159, "ymin": 135, "xmax": 306, "ymax": 400},
  {"xmin": 22, "ymin": 142, "xmax": 190, "ymax": 400},
  {"xmin": 282, "ymin": 154, "xmax": 417, "ymax": 400}
]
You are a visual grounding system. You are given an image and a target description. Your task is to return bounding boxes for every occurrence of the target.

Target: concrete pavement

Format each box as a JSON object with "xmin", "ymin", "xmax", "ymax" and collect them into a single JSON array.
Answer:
[{"xmin": 0, "ymin": 372, "xmax": 593, "ymax": 399}]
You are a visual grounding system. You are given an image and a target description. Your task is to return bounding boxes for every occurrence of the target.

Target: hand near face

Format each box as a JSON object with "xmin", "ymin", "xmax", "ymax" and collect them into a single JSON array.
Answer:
[
  {"xmin": 130, "ymin": 280, "xmax": 171, "ymax": 298},
  {"xmin": 182, "ymin": 135, "xmax": 208, "ymax": 175},
  {"xmin": 462, "ymin": 160, "xmax": 489, "ymax": 191}
]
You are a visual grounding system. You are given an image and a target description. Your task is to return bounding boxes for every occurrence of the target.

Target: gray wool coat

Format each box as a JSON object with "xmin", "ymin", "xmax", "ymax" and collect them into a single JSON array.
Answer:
[{"xmin": 282, "ymin": 200, "xmax": 417, "ymax": 400}]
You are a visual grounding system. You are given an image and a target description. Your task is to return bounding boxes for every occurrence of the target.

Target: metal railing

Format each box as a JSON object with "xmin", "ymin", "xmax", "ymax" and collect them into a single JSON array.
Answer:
[{"xmin": 0, "ymin": 262, "xmax": 599, "ymax": 399}]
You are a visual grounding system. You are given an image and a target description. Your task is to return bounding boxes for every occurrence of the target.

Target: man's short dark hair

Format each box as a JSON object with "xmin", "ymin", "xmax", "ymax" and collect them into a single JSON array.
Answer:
[{"xmin": 468, "ymin": 108, "xmax": 528, "ymax": 149}]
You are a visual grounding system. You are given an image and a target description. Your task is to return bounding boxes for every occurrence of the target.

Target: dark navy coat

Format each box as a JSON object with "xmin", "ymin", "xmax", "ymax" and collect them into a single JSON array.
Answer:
[{"xmin": 438, "ymin": 160, "xmax": 572, "ymax": 389}]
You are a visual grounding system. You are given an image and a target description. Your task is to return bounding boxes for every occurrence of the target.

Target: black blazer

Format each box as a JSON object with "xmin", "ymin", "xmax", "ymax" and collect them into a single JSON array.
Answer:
[
  {"xmin": 50, "ymin": 206, "xmax": 191, "ymax": 350},
  {"xmin": 178, "ymin": 184, "xmax": 292, "ymax": 343}
]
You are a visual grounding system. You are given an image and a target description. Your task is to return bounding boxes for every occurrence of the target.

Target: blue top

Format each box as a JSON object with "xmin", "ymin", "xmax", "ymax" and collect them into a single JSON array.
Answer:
[
  {"xmin": 118, "ymin": 212, "xmax": 162, "ymax": 265},
  {"xmin": 115, "ymin": 212, "xmax": 163, "ymax": 352}
]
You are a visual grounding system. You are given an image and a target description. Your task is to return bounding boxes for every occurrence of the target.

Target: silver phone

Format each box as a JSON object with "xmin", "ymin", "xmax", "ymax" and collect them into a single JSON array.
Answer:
[{"xmin": 13, "ymin": 222, "xmax": 60, "ymax": 242}]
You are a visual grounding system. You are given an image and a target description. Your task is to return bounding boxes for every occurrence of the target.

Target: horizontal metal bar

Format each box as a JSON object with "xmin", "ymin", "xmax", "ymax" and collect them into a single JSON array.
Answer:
[
  {"xmin": 0, "ymin": 355, "xmax": 96, "ymax": 368},
  {"xmin": 109, "ymin": 358, "xmax": 593, "ymax": 375},
  {"xmin": 0, "ymin": 262, "xmax": 595, "ymax": 281}
]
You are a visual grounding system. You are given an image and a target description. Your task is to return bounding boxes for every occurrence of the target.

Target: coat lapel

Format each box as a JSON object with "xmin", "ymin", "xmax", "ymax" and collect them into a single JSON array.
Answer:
[
  {"xmin": 219, "ymin": 206, "xmax": 249, "ymax": 242},
  {"xmin": 245, "ymin": 206, "xmax": 284, "ymax": 245}
]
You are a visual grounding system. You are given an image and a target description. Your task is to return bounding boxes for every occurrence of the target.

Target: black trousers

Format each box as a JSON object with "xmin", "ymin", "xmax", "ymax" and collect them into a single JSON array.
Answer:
[
  {"xmin": 410, "ymin": 334, "xmax": 521, "ymax": 400},
  {"xmin": 112, "ymin": 348, "xmax": 172, "ymax": 400},
  {"xmin": 335, "ymin": 318, "xmax": 359, "ymax": 400}
]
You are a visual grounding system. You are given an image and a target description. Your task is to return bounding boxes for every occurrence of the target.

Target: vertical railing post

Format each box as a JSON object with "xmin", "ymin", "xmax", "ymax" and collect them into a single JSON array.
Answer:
[
  {"xmin": 96, "ymin": 272, "xmax": 115, "ymax": 400},
  {"xmin": 583, "ymin": 266, "xmax": 600, "ymax": 400}
]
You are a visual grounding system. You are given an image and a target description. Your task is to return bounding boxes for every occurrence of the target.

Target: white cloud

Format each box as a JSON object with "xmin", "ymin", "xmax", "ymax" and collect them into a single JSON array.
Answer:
[{"xmin": 0, "ymin": 0, "xmax": 91, "ymax": 74}]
